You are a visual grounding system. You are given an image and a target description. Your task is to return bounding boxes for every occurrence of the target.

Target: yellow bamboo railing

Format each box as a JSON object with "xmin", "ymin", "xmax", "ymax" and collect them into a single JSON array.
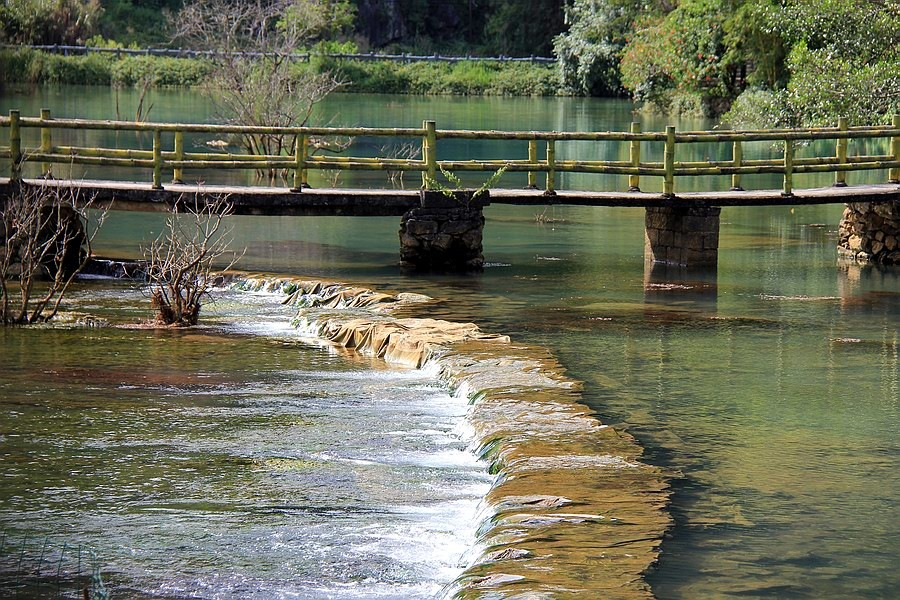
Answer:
[{"xmin": 2, "ymin": 110, "xmax": 899, "ymax": 197}]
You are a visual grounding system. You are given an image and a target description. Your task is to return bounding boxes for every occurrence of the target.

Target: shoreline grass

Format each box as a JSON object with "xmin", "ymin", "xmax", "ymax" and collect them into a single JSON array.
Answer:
[{"xmin": 0, "ymin": 48, "xmax": 563, "ymax": 97}]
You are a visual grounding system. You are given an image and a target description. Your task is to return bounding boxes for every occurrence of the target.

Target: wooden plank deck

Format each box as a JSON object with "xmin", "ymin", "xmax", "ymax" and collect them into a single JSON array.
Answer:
[{"xmin": 1, "ymin": 178, "xmax": 898, "ymax": 216}]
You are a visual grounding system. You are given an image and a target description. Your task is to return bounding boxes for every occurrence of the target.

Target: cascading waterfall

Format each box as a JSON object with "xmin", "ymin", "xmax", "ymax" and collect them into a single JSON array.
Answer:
[{"xmin": 230, "ymin": 272, "xmax": 672, "ymax": 598}]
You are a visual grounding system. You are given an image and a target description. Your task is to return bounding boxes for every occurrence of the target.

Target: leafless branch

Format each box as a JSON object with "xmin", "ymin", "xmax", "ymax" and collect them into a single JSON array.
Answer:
[
  {"xmin": 0, "ymin": 183, "xmax": 107, "ymax": 325},
  {"xmin": 142, "ymin": 193, "xmax": 244, "ymax": 326}
]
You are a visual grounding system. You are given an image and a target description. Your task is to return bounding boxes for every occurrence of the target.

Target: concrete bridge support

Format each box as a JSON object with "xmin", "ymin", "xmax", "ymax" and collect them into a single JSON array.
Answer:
[
  {"xmin": 399, "ymin": 190, "xmax": 486, "ymax": 272},
  {"xmin": 838, "ymin": 201, "xmax": 900, "ymax": 265},
  {"xmin": 644, "ymin": 206, "xmax": 721, "ymax": 267}
]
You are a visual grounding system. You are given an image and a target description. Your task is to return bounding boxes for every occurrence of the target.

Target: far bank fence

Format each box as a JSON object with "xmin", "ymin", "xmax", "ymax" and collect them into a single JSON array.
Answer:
[
  {"xmin": 1, "ymin": 110, "xmax": 899, "ymax": 197},
  {"xmin": 3, "ymin": 44, "xmax": 557, "ymax": 65}
]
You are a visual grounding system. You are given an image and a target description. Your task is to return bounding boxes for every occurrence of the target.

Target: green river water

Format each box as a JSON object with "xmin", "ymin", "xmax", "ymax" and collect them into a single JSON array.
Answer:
[{"xmin": 1, "ymin": 86, "xmax": 898, "ymax": 598}]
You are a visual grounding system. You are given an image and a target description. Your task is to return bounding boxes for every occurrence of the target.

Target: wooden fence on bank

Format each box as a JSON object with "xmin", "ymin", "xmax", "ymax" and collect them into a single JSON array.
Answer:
[
  {"xmin": 1, "ymin": 110, "xmax": 899, "ymax": 197},
  {"xmin": 5, "ymin": 44, "xmax": 557, "ymax": 65}
]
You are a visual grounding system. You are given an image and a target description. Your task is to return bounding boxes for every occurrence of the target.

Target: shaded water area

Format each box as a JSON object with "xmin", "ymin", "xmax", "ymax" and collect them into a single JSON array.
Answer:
[{"xmin": 2, "ymin": 87, "xmax": 899, "ymax": 597}]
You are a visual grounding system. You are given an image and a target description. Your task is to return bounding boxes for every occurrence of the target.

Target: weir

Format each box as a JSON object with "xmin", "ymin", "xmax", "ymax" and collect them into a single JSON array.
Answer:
[{"xmin": 2, "ymin": 111, "xmax": 900, "ymax": 271}]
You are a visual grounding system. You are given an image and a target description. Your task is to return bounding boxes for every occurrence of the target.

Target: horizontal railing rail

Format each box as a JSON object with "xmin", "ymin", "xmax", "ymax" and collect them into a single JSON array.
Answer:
[
  {"xmin": 1, "ymin": 110, "xmax": 899, "ymax": 196},
  {"xmin": 2, "ymin": 44, "xmax": 558, "ymax": 65}
]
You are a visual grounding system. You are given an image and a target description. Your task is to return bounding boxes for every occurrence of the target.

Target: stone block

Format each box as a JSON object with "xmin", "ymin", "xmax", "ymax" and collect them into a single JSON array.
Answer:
[
  {"xmin": 442, "ymin": 220, "xmax": 477, "ymax": 236},
  {"xmin": 683, "ymin": 231, "xmax": 705, "ymax": 251},
  {"xmin": 399, "ymin": 232, "xmax": 420, "ymax": 249}
]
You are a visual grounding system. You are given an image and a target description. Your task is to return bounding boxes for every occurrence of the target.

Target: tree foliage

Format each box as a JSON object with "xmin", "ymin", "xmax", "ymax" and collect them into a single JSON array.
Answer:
[
  {"xmin": 0, "ymin": 0, "xmax": 102, "ymax": 45},
  {"xmin": 553, "ymin": 0, "xmax": 640, "ymax": 96},
  {"xmin": 620, "ymin": 0, "xmax": 737, "ymax": 115},
  {"xmin": 97, "ymin": 0, "xmax": 183, "ymax": 47},
  {"xmin": 612, "ymin": 0, "xmax": 898, "ymax": 121},
  {"xmin": 725, "ymin": 0, "xmax": 900, "ymax": 126}
]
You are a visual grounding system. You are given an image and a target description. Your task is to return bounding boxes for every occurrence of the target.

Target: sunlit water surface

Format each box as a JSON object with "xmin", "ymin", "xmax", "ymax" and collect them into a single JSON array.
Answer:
[
  {"xmin": 1, "ymin": 87, "xmax": 899, "ymax": 598},
  {"xmin": 1, "ymin": 284, "xmax": 490, "ymax": 598}
]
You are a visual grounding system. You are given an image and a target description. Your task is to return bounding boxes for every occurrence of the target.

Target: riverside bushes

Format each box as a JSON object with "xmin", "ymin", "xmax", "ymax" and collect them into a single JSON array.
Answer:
[
  {"xmin": 0, "ymin": 48, "xmax": 212, "ymax": 87},
  {"xmin": 1, "ymin": 47, "xmax": 560, "ymax": 96},
  {"xmin": 309, "ymin": 57, "xmax": 559, "ymax": 96}
]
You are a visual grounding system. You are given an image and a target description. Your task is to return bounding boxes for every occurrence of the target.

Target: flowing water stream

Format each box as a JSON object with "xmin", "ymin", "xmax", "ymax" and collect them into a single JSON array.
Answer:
[{"xmin": 1, "ymin": 86, "xmax": 898, "ymax": 598}]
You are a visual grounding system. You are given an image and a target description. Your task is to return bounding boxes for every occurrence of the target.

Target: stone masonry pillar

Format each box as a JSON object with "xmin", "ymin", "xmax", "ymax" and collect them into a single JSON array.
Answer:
[
  {"xmin": 838, "ymin": 201, "xmax": 900, "ymax": 265},
  {"xmin": 644, "ymin": 206, "xmax": 721, "ymax": 267},
  {"xmin": 399, "ymin": 190, "xmax": 487, "ymax": 272}
]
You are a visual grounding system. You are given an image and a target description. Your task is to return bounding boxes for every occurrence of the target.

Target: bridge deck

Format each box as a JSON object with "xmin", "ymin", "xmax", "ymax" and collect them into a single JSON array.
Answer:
[{"xmin": 1, "ymin": 178, "xmax": 898, "ymax": 216}]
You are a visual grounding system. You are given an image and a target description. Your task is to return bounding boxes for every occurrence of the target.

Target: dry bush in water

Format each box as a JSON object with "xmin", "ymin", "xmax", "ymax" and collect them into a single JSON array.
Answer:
[
  {"xmin": 143, "ymin": 194, "xmax": 243, "ymax": 327},
  {"xmin": 0, "ymin": 184, "xmax": 106, "ymax": 325}
]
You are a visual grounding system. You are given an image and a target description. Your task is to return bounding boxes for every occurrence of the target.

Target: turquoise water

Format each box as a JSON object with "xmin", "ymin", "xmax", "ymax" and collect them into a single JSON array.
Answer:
[{"xmin": 1, "ymin": 87, "xmax": 899, "ymax": 597}]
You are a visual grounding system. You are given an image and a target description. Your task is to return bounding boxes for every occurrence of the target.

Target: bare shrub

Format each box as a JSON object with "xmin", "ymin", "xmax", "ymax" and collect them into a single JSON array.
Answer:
[
  {"xmin": 143, "ymin": 194, "xmax": 243, "ymax": 326},
  {"xmin": 173, "ymin": 0, "xmax": 346, "ymax": 181},
  {"xmin": 0, "ymin": 183, "xmax": 106, "ymax": 325}
]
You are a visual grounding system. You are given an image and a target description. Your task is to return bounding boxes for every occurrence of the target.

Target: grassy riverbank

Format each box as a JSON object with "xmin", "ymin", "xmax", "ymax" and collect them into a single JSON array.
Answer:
[{"xmin": 0, "ymin": 48, "xmax": 561, "ymax": 97}]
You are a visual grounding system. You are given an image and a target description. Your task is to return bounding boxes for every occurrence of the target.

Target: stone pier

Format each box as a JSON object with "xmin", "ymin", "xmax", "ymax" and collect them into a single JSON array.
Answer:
[
  {"xmin": 399, "ymin": 190, "xmax": 487, "ymax": 272},
  {"xmin": 838, "ymin": 201, "xmax": 900, "ymax": 265},
  {"xmin": 644, "ymin": 206, "xmax": 721, "ymax": 267}
]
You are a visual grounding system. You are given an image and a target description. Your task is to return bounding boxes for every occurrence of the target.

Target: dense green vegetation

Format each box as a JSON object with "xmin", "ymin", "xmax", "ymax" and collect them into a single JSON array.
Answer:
[
  {"xmin": 557, "ymin": 0, "xmax": 899, "ymax": 124},
  {"xmin": 1, "ymin": 0, "xmax": 897, "ymax": 123},
  {"xmin": 0, "ymin": 49, "xmax": 555, "ymax": 96},
  {"xmin": 0, "ymin": 47, "xmax": 211, "ymax": 86},
  {"xmin": 314, "ymin": 57, "xmax": 557, "ymax": 96}
]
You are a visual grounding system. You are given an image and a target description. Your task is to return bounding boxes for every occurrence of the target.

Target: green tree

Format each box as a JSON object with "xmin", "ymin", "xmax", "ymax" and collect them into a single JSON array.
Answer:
[
  {"xmin": 97, "ymin": 0, "xmax": 183, "ymax": 47},
  {"xmin": 483, "ymin": 0, "xmax": 566, "ymax": 56},
  {"xmin": 621, "ymin": 0, "xmax": 737, "ymax": 114},
  {"xmin": 725, "ymin": 0, "xmax": 900, "ymax": 126},
  {"xmin": 0, "ymin": 0, "xmax": 102, "ymax": 45},
  {"xmin": 553, "ymin": 0, "xmax": 641, "ymax": 96}
]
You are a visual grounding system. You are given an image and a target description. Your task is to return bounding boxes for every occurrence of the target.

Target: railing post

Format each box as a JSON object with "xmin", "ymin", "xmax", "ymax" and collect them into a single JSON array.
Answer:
[
  {"xmin": 628, "ymin": 122, "xmax": 641, "ymax": 192},
  {"xmin": 40, "ymin": 108, "xmax": 52, "ymax": 178},
  {"xmin": 152, "ymin": 129, "xmax": 163, "ymax": 190},
  {"xmin": 663, "ymin": 125, "xmax": 675, "ymax": 197},
  {"xmin": 890, "ymin": 114, "xmax": 900, "ymax": 184},
  {"xmin": 527, "ymin": 139, "xmax": 538, "ymax": 189},
  {"xmin": 545, "ymin": 140, "xmax": 556, "ymax": 195},
  {"xmin": 731, "ymin": 139, "xmax": 743, "ymax": 191},
  {"xmin": 9, "ymin": 110, "xmax": 21, "ymax": 182},
  {"xmin": 782, "ymin": 140, "xmax": 794, "ymax": 197},
  {"xmin": 422, "ymin": 120, "xmax": 437, "ymax": 189},
  {"xmin": 835, "ymin": 117, "xmax": 848, "ymax": 187},
  {"xmin": 172, "ymin": 130, "xmax": 184, "ymax": 184},
  {"xmin": 291, "ymin": 134, "xmax": 309, "ymax": 191}
]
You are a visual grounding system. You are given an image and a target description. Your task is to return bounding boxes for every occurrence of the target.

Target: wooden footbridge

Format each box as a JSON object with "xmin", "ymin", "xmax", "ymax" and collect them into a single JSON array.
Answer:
[{"xmin": 2, "ymin": 110, "xmax": 899, "ymax": 268}]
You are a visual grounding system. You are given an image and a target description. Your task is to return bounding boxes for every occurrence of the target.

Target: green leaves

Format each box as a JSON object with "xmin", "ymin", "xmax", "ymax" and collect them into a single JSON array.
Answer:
[{"xmin": 426, "ymin": 165, "xmax": 508, "ymax": 202}]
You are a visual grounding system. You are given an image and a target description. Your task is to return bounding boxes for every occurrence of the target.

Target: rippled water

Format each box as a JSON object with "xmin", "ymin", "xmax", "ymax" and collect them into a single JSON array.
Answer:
[{"xmin": 0, "ymin": 285, "xmax": 490, "ymax": 598}]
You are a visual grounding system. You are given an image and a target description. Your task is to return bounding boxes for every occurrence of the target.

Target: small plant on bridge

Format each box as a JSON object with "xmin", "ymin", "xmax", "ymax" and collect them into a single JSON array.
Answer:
[
  {"xmin": 425, "ymin": 165, "xmax": 508, "ymax": 204},
  {"xmin": 0, "ymin": 184, "xmax": 106, "ymax": 325},
  {"xmin": 143, "ymin": 193, "xmax": 243, "ymax": 327}
]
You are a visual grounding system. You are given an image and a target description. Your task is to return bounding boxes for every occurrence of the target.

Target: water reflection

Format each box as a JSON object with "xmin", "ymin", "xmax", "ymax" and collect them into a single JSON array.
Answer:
[{"xmin": 642, "ymin": 261, "xmax": 718, "ymax": 310}]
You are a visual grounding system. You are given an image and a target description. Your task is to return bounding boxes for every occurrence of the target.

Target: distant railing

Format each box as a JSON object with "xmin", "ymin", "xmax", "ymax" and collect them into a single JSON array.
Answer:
[
  {"xmin": 3, "ymin": 44, "xmax": 557, "ymax": 65},
  {"xmin": 1, "ymin": 110, "xmax": 899, "ymax": 197}
]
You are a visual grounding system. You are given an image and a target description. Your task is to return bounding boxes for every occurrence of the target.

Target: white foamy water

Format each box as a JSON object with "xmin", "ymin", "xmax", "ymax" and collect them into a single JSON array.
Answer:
[{"xmin": 0, "ymin": 287, "xmax": 493, "ymax": 599}]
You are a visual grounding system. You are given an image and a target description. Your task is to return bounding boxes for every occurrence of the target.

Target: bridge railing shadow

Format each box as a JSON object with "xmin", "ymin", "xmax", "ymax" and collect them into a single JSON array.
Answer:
[{"xmin": 2, "ymin": 110, "xmax": 898, "ymax": 197}]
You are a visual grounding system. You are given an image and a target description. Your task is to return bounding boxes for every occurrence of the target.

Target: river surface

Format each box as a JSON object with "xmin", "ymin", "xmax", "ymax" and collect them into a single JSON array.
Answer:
[{"xmin": 1, "ymin": 86, "xmax": 899, "ymax": 598}]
